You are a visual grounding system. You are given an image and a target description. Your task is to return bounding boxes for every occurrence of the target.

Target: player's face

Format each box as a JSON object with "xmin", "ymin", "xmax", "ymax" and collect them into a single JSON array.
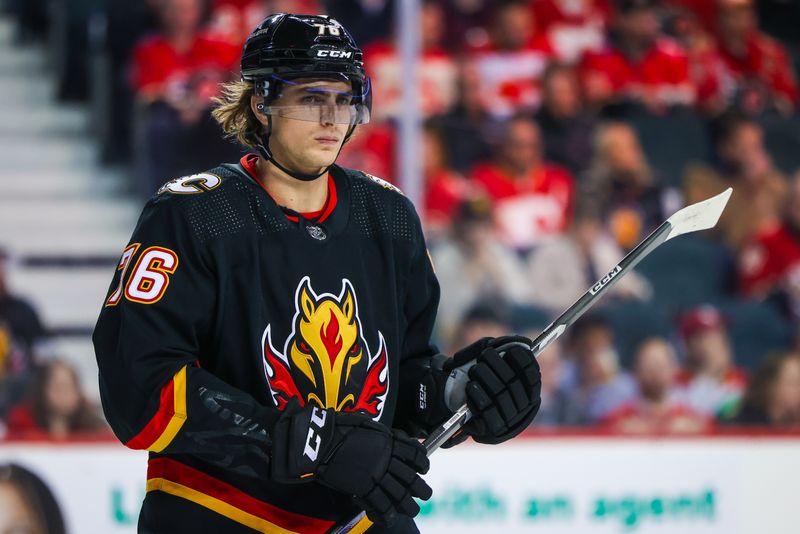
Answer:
[{"xmin": 258, "ymin": 80, "xmax": 353, "ymax": 177}]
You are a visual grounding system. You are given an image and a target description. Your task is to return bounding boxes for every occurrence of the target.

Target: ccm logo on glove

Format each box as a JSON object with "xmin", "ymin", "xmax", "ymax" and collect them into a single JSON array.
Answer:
[{"xmin": 303, "ymin": 407, "xmax": 327, "ymax": 461}]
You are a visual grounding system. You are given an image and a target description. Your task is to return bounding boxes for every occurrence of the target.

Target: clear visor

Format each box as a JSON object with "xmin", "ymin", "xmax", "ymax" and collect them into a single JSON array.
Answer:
[
  {"xmin": 262, "ymin": 103, "xmax": 370, "ymax": 125},
  {"xmin": 262, "ymin": 76, "xmax": 371, "ymax": 125}
]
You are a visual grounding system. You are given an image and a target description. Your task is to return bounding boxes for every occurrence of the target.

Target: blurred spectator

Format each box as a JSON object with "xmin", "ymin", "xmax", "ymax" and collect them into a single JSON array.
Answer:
[
  {"xmin": 0, "ymin": 249, "xmax": 44, "ymax": 362},
  {"xmin": 677, "ymin": 305, "xmax": 747, "ymax": 417},
  {"xmin": 733, "ymin": 351, "xmax": 800, "ymax": 427},
  {"xmin": 431, "ymin": 61, "xmax": 497, "ymax": 175},
  {"xmin": 527, "ymin": 338, "xmax": 570, "ymax": 427},
  {"xmin": 471, "ymin": 115, "xmax": 575, "ymax": 251},
  {"xmin": 100, "ymin": 1, "xmax": 160, "ymax": 163},
  {"xmin": 421, "ymin": 122, "xmax": 475, "ymax": 237},
  {"xmin": 210, "ymin": 1, "xmax": 322, "ymax": 46},
  {"xmin": 363, "ymin": 1, "xmax": 458, "ymax": 120},
  {"xmin": 0, "ymin": 248, "xmax": 45, "ymax": 418},
  {"xmin": 662, "ymin": 0, "xmax": 718, "ymax": 35},
  {"xmin": 338, "ymin": 120, "xmax": 397, "ymax": 182},
  {"xmin": 559, "ymin": 314, "xmax": 636, "ymax": 424},
  {"xmin": 664, "ymin": 6, "xmax": 730, "ymax": 114},
  {"xmin": 739, "ymin": 171, "xmax": 800, "ymax": 300},
  {"xmin": 6, "ymin": 0, "xmax": 49, "ymax": 43},
  {"xmin": 437, "ymin": 0, "xmax": 495, "ymax": 52},
  {"xmin": 602, "ymin": 337, "xmax": 710, "ymax": 433},
  {"xmin": 715, "ymin": 0, "xmax": 798, "ymax": 115},
  {"xmin": 432, "ymin": 197, "xmax": 532, "ymax": 348},
  {"xmin": 532, "ymin": 0, "xmax": 611, "ymax": 63},
  {"xmin": 684, "ymin": 114, "xmax": 785, "ymax": 249},
  {"xmin": 583, "ymin": 121, "xmax": 680, "ymax": 250},
  {"xmin": 132, "ymin": 0, "xmax": 242, "ymax": 193},
  {"xmin": 468, "ymin": 1, "xmax": 557, "ymax": 118},
  {"xmin": 323, "ymin": 0, "xmax": 393, "ymax": 48},
  {"xmin": 535, "ymin": 63, "xmax": 597, "ymax": 175},
  {"xmin": 526, "ymin": 201, "xmax": 651, "ymax": 314},
  {"xmin": 579, "ymin": 0, "xmax": 695, "ymax": 113},
  {"xmin": 6, "ymin": 360, "xmax": 108, "ymax": 440},
  {"xmin": 0, "ymin": 464, "xmax": 65, "ymax": 534},
  {"xmin": 448, "ymin": 302, "xmax": 514, "ymax": 354}
]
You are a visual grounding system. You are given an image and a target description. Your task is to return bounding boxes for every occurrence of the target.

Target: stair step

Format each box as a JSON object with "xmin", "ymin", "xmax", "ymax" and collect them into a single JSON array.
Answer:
[
  {"xmin": 7, "ymin": 266, "xmax": 113, "ymax": 332},
  {"xmin": 0, "ymin": 138, "xmax": 97, "ymax": 169},
  {"xmin": 0, "ymin": 230, "xmax": 134, "ymax": 258},
  {"xmin": 0, "ymin": 104, "xmax": 87, "ymax": 136},
  {"xmin": 0, "ymin": 168, "xmax": 129, "ymax": 197},
  {"xmin": 0, "ymin": 198, "xmax": 138, "ymax": 228}
]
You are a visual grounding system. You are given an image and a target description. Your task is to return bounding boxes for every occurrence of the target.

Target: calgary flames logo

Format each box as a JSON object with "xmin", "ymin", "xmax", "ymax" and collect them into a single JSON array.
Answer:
[{"xmin": 262, "ymin": 277, "xmax": 389, "ymax": 420}]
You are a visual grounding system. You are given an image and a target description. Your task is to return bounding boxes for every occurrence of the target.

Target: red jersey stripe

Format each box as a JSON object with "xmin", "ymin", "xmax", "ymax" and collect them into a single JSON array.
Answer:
[
  {"xmin": 147, "ymin": 457, "xmax": 335, "ymax": 533},
  {"xmin": 125, "ymin": 366, "xmax": 188, "ymax": 451}
]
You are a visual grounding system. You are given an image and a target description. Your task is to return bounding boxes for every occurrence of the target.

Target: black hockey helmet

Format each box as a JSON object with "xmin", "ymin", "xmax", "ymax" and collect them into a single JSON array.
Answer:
[
  {"xmin": 241, "ymin": 13, "xmax": 371, "ymax": 181},
  {"xmin": 242, "ymin": 13, "xmax": 370, "ymax": 109}
]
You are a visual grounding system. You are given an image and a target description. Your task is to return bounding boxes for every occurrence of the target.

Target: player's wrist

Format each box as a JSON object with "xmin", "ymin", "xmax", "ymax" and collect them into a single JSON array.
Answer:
[{"xmin": 270, "ymin": 400, "xmax": 336, "ymax": 484}]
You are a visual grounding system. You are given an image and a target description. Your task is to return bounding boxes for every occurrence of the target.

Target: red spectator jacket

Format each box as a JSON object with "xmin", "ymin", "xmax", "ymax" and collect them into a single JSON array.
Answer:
[
  {"xmin": 131, "ymin": 32, "xmax": 240, "ymax": 96},
  {"xmin": 531, "ymin": 0, "xmax": 610, "ymax": 62},
  {"xmin": 362, "ymin": 41, "xmax": 458, "ymax": 119},
  {"xmin": 424, "ymin": 170, "xmax": 472, "ymax": 230},
  {"xmin": 718, "ymin": 32, "xmax": 799, "ymax": 109},
  {"xmin": 471, "ymin": 162, "xmax": 574, "ymax": 248},
  {"xmin": 739, "ymin": 223, "xmax": 800, "ymax": 296},
  {"xmin": 580, "ymin": 38, "xmax": 695, "ymax": 107},
  {"xmin": 602, "ymin": 398, "xmax": 712, "ymax": 434},
  {"xmin": 469, "ymin": 35, "xmax": 557, "ymax": 117}
]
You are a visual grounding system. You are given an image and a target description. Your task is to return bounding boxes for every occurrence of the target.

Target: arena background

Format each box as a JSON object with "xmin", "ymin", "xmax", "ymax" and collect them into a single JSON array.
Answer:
[{"xmin": 1, "ymin": 0, "xmax": 799, "ymax": 532}]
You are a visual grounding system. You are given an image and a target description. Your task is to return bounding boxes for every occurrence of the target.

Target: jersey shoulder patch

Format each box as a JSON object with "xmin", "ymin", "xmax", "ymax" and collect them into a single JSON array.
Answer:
[
  {"xmin": 360, "ymin": 172, "xmax": 405, "ymax": 196},
  {"xmin": 157, "ymin": 172, "xmax": 224, "ymax": 196}
]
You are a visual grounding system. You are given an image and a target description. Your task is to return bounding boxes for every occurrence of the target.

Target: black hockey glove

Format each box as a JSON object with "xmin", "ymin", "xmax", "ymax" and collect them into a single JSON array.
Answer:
[
  {"xmin": 444, "ymin": 336, "xmax": 542, "ymax": 444},
  {"xmin": 270, "ymin": 400, "xmax": 432, "ymax": 525}
]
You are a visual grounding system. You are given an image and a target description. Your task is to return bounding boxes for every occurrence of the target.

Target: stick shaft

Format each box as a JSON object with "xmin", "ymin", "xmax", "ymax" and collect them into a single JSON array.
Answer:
[{"xmin": 420, "ymin": 221, "xmax": 673, "ymax": 455}]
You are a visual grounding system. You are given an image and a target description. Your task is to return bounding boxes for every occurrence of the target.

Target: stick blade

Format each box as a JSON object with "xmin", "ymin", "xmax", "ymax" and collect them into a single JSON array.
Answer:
[{"xmin": 666, "ymin": 187, "xmax": 732, "ymax": 240}]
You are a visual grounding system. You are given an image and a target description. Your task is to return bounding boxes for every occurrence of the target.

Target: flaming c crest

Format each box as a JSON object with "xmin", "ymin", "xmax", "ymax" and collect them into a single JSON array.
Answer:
[{"xmin": 262, "ymin": 277, "xmax": 389, "ymax": 420}]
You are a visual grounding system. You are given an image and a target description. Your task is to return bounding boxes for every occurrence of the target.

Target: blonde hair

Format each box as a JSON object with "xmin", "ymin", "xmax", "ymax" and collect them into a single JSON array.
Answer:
[{"xmin": 211, "ymin": 80, "xmax": 264, "ymax": 148}]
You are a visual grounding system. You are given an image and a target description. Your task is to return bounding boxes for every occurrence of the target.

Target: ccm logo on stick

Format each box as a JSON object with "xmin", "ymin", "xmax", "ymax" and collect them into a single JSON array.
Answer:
[
  {"xmin": 316, "ymin": 50, "xmax": 352, "ymax": 58},
  {"xmin": 590, "ymin": 265, "xmax": 622, "ymax": 295}
]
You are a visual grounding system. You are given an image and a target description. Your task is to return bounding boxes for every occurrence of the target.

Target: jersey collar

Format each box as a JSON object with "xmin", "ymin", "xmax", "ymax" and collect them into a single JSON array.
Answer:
[
  {"xmin": 239, "ymin": 154, "xmax": 339, "ymax": 223},
  {"xmin": 230, "ymin": 154, "xmax": 351, "ymax": 241}
]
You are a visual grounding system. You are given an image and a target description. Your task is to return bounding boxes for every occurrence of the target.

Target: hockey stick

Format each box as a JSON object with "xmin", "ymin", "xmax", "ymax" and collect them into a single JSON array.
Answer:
[{"xmin": 330, "ymin": 187, "xmax": 732, "ymax": 534}]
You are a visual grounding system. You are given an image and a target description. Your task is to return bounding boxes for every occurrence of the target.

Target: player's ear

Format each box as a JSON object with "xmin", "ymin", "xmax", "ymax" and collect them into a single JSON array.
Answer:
[{"xmin": 250, "ymin": 96, "xmax": 269, "ymax": 127}]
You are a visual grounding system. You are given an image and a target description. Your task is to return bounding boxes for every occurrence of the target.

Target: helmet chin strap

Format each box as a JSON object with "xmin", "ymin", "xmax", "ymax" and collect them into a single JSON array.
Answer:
[{"xmin": 255, "ymin": 113, "xmax": 357, "ymax": 182}]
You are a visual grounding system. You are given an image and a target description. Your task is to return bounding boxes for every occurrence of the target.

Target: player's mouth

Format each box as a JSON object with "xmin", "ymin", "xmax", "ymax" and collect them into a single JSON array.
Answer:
[{"xmin": 314, "ymin": 136, "xmax": 341, "ymax": 145}]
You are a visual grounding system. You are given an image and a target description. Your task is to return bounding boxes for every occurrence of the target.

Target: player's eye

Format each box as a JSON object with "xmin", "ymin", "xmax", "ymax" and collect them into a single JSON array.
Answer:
[
  {"xmin": 301, "ymin": 94, "xmax": 325, "ymax": 104},
  {"xmin": 336, "ymin": 96, "xmax": 352, "ymax": 105}
]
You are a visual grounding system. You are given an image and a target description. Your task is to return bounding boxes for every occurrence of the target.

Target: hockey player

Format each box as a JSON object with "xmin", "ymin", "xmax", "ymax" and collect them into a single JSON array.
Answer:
[{"xmin": 93, "ymin": 13, "xmax": 541, "ymax": 533}]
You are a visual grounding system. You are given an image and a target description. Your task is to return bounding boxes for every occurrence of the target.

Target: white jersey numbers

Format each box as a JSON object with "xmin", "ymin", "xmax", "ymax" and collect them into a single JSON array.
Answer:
[
  {"xmin": 105, "ymin": 243, "xmax": 140, "ymax": 306},
  {"xmin": 313, "ymin": 23, "xmax": 340, "ymax": 36},
  {"xmin": 158, "ymin": 173, "xmax": 221, "ymax": 195},
  {"xmin": 105, "ymin": 245, "xmax": 179, "ymax": 307}
]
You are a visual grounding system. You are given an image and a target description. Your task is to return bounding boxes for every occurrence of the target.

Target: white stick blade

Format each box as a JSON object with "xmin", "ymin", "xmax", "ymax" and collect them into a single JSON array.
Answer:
[{"xmin": 666, "ymin": 187, "xmax": 732, "ymax": 240}]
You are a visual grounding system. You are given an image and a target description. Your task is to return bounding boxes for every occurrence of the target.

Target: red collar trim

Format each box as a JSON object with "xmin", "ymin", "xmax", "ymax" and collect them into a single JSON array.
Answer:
[{"xmin": 239, "ymin": 154, "xmax": 337, "ymax": 223}]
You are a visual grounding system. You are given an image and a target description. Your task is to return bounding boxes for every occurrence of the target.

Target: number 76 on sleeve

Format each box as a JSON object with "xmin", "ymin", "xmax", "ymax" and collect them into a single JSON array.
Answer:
[{"xmin": 105, "ymin": 244, "xmax": 179, "ymax": 307}]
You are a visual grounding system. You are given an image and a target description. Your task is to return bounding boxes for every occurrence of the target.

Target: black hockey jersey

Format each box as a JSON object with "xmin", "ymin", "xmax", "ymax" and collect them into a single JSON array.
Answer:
[{"xmin": 93, "ymin": 155, "xmax": 442, "ymax": 532}]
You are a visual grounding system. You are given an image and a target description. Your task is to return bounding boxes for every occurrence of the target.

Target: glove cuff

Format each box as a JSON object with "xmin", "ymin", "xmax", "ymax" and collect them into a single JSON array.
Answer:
[{"xmin": 270, "ymin": 401, "xmax": 335, "ymax": 483}]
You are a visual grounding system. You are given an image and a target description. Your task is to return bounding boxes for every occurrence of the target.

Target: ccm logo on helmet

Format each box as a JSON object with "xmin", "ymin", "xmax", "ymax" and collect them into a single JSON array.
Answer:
[{"xmin": 316, "ymin": 49, "xmax": 353, "ymax": 59}]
